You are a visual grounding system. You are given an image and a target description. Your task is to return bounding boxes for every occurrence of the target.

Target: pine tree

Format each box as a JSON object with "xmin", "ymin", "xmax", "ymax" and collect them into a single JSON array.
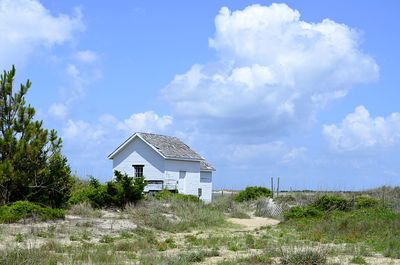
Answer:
[{"xmin": 0, "ymin": 66, "xmax": 71, "ymax": 208}]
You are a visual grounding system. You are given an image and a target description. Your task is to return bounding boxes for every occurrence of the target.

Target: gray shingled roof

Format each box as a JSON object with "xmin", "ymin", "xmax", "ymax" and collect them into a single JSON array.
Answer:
[
  {"xmin": 137, "ymin": 132, "xmax": 215, "ymax": 171},
  {"xmin": 200, "ymin": 160, "xmax": 215, "ymax": 171},
  {"xmin": 138, "ymin": 132, "xmax": 202, "ymax": 160}
]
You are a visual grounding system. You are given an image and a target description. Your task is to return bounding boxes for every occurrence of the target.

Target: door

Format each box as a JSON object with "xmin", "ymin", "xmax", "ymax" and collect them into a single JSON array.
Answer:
[{"xmin": 178, "ymin": 171, "xmax": 186, "ymax": 193}]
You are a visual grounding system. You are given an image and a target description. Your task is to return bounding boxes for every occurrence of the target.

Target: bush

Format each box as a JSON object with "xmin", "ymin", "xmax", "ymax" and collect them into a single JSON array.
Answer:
[
  {"xmin": 235, "ymin": 186, "xmax": 272, "ymax": 202},
  {"xmin": 0, "ymin": 201, "xmax": 65, "ymax": 223},
  {"xmin": 312, "ymin": 195, "xmax": 351, "ymax": 212},
  {"xmin": 68, "ymin": 171, "xmax": 146, "ymax": 208},
  {"xmin": 284, "ymin": 206, "xmax": 305, "ymax": 219},
  {"xmin": 284, "ymin": 205, "xmax": 323, "ymax": 220},
  {"xmin": 356, "ymin": 196, "xmax": 380, "ymax": 209}
]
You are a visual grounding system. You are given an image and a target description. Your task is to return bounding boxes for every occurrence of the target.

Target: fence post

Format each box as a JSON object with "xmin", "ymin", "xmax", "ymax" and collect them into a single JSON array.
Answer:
[
  {"xmin": 277, "ymin": 177, "xmax": 280, "ymax": 197},
  {"xmin": 271, "ymin": 177, "xmax": 274, "ymax": 198}
]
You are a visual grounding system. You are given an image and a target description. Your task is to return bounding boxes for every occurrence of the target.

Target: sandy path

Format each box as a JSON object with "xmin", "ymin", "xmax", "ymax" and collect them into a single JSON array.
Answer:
[{"xmin": 227, "ymin": 216, "xmax": 280, "ymax": 230}]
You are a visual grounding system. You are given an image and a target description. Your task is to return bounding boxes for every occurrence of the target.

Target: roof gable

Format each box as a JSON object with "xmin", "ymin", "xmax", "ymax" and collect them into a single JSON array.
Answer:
[{"xmin": 108, "ymin": 132, "xmax": 215, "ymax": 171}]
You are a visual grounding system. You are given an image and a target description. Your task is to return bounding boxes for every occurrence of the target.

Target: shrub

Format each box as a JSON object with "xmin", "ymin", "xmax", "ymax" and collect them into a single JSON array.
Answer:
[
  {"xmin": 0, "ymin": 201, "xmax": 65, "ymax": 223},
  {"xmin": 280, "ymin": 249, "xmax": 327, "ymax": 265},
  {"xmin": 284, "ymin": 206, "xmax": 305, "ymax": 219},
  {"xmin": 235, "ymin": 186, "xmax": 272, "ymax": 202},
  {"xmin": 303, "ymin": 206, "xmax": 324, "ymax": 217},
  {"xmin": 68, "ymin": 171, "xmax": 146, "ymax": 208},
  {"xmin": 284, "ymin": 205, "xmax": 324, "ymax": 220},
  {"xmin": 312, "ymin": 195, "xmax": 351, "ymax": 212},
  {"xmin": 356, "ymin": 196, "xmax": 380, "ymax": 209}
]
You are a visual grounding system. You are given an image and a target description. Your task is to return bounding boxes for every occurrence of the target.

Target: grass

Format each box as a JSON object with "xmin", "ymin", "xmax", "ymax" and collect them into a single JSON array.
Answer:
[
  {"xmin": 67, "ymin": 201, "xmax": 102, "ymax": 218},
  {"xmin": 350, "ymin": 255, "xmax": 368, "ymax": 264},
  {"xmin": 125, "ymin": 197, "xmax": 227, "ymax": 232},
  {"xmin": 280, "ymin": 248, "xmax": 327, "ymax": 265},
  {"xmin": 282, "ymin": 206, "xmax": 400, "ymax": 258},
  {"xmin": 0, "ymin": 188, "xmax": 399, "ymax": 265}
]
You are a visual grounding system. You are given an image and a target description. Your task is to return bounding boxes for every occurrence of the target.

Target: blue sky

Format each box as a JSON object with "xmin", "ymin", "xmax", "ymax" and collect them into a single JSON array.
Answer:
[{"xmin": 2, "ymin": 0, "xmax": 400, "ymax": 190}]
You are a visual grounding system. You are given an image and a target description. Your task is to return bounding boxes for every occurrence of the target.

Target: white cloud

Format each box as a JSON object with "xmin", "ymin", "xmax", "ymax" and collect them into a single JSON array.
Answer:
[
  {"xmin": 117, "ymin": 111, "xmax": 173, "ymax": 133},
  {"xmin": 61, "ymin": 111, "xmax": 173, "ymax": 178},
  {"xmin": 163, "ymin": 3, "xmax": 378, "ymax": 138},
  {"xmin": 323, "ymin": 106, "xmax": 400, "ymax": 151},
  {"xmin": 0, "ymin": 0, "xmax": 84, "ymax": 69},
  {"xmin": 63, "ymin": 119, "xmax": 105, "ymax": 143},
  {"xmin": 227, "ymin": 141, "xmax": 306, "ymax": 166},
  {"xmin": 62, "ymin": 111, "xmax": 173, "ymax": 145},
  {"xmin": 75, "ymin": 50, "xmax": 98, "ymax": 63},
  {"xmin": 51, "ymin": 63, "xmax": 102, "ymax": 120},
  {"xmin": 48, "ymin": 103, "xmax": 68, "ymax": 120}
]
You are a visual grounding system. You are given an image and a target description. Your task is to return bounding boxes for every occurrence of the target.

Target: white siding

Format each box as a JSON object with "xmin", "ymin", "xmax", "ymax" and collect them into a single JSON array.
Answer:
[
  {"xmin": 112, "ymin": 137, "xmax": 165, "ymax": 179},
  {"xmin": 200, "ymin": 171, "xmax": 212, "ymax": 203},
  {"xmin": 165, "ymin": 159, "xmax": 200, "ymax": 197}
]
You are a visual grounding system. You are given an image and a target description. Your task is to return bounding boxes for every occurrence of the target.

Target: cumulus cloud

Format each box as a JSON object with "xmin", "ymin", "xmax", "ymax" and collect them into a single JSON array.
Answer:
[
  {"xmin": 323, "ymin": 106, "xmax": 400, "ymax": 151},
  {"xmin": 227, "ymin": 141, "xmax": 306, "ymax": 166},
  {"xmin": 117, "ymin": 111, "xmax": 173, "ymax": 133},
  {"xmin": 75, "ymin": 50, "xmax": 98, "ymax": 63},
  {"xmin": 48, "ymin": 103, "xmax": 68, "ymax": 120},
  {"xmin": 61, "ymin": 111, "xmax": 173, "ymax": 177},
  {"xmin": 163, "ymin": 3, "xmax": 378, "ymax": 138},
  {"xmin": 50, "ymin": 63, "xmax": 102, "ymax": 120},
  {"xmin": 63, "ymin": 119, "xmax": 106, "ymax": 143},
  {"xmin": 0, "ymin": 0, "xmax": 84, "ymax": 69},
  {"xmin": 62, "ymin": 111, "xmax": 173, "ymax": 144}
]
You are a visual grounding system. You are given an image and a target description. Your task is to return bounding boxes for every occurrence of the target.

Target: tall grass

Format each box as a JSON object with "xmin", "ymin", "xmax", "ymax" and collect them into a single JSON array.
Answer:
[
  {"xmin": 283, "ymin": 206, "xmax": 400, "ymax": 258},
  {"xmin": 125, "ymin": 197, "xmax": 226, "ymax": 232}
]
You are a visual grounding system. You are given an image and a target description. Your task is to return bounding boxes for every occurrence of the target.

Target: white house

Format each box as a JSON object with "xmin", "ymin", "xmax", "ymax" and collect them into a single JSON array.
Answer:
[{"xmin": 107, "ymin": 132, "xmax": 215, "ymax": 202}]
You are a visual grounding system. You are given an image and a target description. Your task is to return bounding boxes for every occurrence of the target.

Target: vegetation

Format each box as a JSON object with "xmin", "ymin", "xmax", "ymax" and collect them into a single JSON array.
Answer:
[
  {"xmin": 282, "ymin": 194, "xmax": 400, "ymax": 258},
  {"xmin": 0, "ymin": 66, "xmax": 71, "ymax": 208},
  {"xmin": 68, "ymin": 171, "xmax": 146, "ymax": 208},
  {"xmin": 0, "ymin": 201, "xmax": 64, "ymax": 223},
  {"xmin": 280, "ymin": 249, "xmax": 327, "ymax": 265},
  {"xmin": 350, "ymin": 256, "xmax": 368, "ymax": 264},
  {"xmin": 126, "ymin": 196, "xmax": 226, "ymax": 232},
  {"xmin": 235, "ymin": 186, "xmax": 272, "ymax": 202},
  {"xmin": 0, "ymin": 188, "xmax": 398, "ymax": 264},
  {"xmin": 155, "ymin": 189, "xmax": 199, "ymax": 202}
]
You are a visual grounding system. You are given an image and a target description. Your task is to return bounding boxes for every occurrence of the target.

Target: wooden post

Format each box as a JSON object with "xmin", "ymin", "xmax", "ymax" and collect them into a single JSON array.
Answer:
[
  {"xmin": 271, "ymin": 177, "xmax": 274, "ymax": 198},
  {"xmin": 277, "ymin": 177, "xmax": 280, "ymax": 197}
]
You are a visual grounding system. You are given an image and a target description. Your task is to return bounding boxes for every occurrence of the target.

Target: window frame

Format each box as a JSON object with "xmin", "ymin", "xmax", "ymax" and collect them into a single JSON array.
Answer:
[{"xmin": 133, "ymin": 165, "xmax": 144, "ymax": 178}]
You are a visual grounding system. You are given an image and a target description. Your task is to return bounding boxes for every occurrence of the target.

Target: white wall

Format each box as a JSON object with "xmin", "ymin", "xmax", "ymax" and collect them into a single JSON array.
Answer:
[
  {"xmin": 165, "ymin": 159, "xmax": 200, "ymax": 197},
  {"xmin": 200, "ymin": 171, "xmax": 212, "ymax": 203},
  {"xmin": 112, "ymin": 137, "xmax": 165, "ymax": 179}
]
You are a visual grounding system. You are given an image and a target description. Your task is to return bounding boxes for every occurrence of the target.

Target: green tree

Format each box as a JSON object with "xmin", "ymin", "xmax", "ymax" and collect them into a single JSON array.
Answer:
[
  {"xmin": 114, "ymin": 170, "xmax": 146, "ymax": 206},
  {"xmin": 0, "ymin": 66, "xmax": 71, "ymax": 208}
]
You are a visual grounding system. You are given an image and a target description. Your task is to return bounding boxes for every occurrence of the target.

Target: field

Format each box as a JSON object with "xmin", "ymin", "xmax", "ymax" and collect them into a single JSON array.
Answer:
[{"xmin": 0, "ymin": 187, "xmax": 399, "ymax": 265}]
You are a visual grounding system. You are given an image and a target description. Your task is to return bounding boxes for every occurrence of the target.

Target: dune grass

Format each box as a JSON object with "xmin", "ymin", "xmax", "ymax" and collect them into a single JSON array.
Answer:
[
  {"xmin": 282, "ymin": 206, "xmax": 400, "ymax": 258},
  {"xmin": 125, "ymin": 197, "xmax": 227, "ymax": 232}
]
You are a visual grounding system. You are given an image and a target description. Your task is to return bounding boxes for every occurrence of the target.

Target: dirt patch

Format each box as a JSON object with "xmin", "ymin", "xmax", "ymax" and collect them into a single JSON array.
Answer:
[{"xmin": 227, "ymin": 216, "xmax": 280, "ymax": 230}]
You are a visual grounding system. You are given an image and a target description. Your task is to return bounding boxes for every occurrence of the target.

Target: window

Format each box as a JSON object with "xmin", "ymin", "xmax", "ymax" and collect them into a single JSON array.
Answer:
[
  {"xmin": 133, "ymin": 165, "xmax": 144, "ymax": 177},
  {"xmin": 179, "ymin": 171, "xmax": 186, "ymax": 179}
]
